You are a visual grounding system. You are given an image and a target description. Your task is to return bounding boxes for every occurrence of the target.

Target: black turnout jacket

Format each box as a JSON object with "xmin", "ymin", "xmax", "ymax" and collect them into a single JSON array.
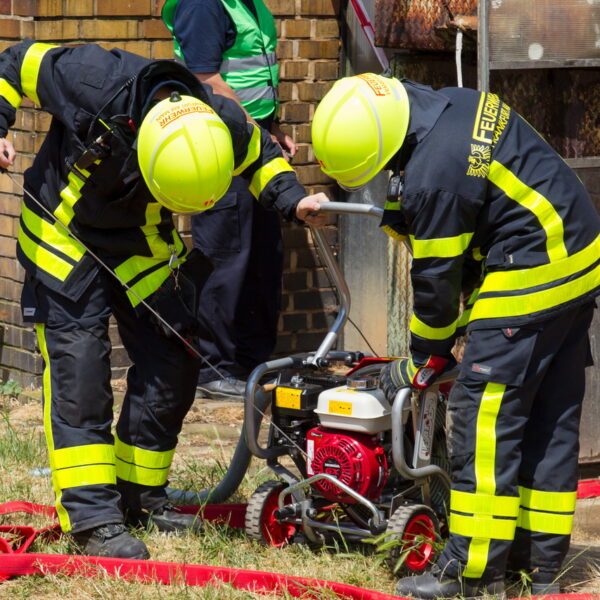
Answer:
[
  {"xmin": 0, "ymin": 39, "xmax": 305, "ymax": 306},
  {"xmin": 381, "ymin": 80, "xmax": 600, "ymax": 358}
]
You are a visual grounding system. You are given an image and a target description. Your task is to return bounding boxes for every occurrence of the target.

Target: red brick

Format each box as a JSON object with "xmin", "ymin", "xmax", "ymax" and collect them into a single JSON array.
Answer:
[
  {"xmin": 81, "ymin": 20, "xmax": 138, "ymax": 40},
  {"xmin": 0, "ymin": 19, "xmax": 22, "ymax": 39},
  {"xmin": 151, "ymin": 40, "xmax": 176, "ymax": 59},
  {"xmin": 297, "ymin": 40, "xmax": 339, "ymax": 59},
  {"xmin": 141, "ymin": 18, "xmax": 172, "ymax": 39},
  {"xmin": 0, "ymin": 214, "xmax": 18, "ymax": 238},
  {"xmin": 278, "ymin": 81, "xmax": 294, "ymax": 102},
  {"xmin": 13, "ymin": 0, "xmax": 35, "ymax": 16},
  {"xmin": 300, "ymin": 0, "xmax": 339, "ymax": 16},
  {"xmin": 153, "ymin": 0, "xmax": 167, "ymax": 17},
  {"xmin": 35, "ymin": 0, "xmax": 62, "ymax": 17},
  {"xmin": 283, "ymin": 19, "xmax": 311, "ymax": 38},
  {"xmin": 297, "ymin": 80, "xmax": 333, "ymax": 101},
  {"xmin": 315, "ymin": 18, "xmax": 339, "ymax": 38},
  {"xmin": 34, "ymin": 19, "xmax": 80, "ymax": 41},
  {"xmin": 96, "ymin": 0, "xmax": 152, "ymax": 16},
  {"xmin": 282, "ymin": 102, "xmax": 311, "ymax": 123},
  {"xmin": 297, "ymin": 164, "xmax": 333, "ymax": 185},
  {"xmin": 264, "ymin": 0, "xmax": 296, "ymax": 16},
  {"xmin": 65, "ymin": 0, "xmax": 94, "ymax": 16},
  {"xmin": 0, "ymin": 0, "xmax": 12, "ymax": 14},
  {"xmin": 314, "ymin": 60, "xmax": 339, "ymax": 80},
  {"xmin": 276, "ymin": 40, "xmax": 294, "ymax": 60},
  {"xmin": 20, "ymin": 20, "xmax": 34, "ymax": 38},
  {"xmin": 280, "ymin": 60, "xmax": 309, "ymax": 80}
]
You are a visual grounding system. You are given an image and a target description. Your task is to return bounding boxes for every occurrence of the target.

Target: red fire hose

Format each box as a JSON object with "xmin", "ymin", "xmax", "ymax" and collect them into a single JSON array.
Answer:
[{"xmin": 1, "ymin": 496, "xmax": 599, "ymax": 599}]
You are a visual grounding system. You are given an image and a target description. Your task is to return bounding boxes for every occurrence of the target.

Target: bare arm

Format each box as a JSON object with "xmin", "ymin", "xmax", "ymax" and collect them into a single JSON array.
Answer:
[{"xmin": 195, "ymin": 71, "xmax": 257, "ymax": 125}]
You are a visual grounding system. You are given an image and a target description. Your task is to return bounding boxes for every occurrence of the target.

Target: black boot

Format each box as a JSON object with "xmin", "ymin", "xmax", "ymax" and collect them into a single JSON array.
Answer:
[
  {"xmin": 395, "ymin": 566, "xmax": 506, "ymax": 599},
  {"xmin": 71, "ymin": 523, "xmax": 150, "ymax": 559},
  {"xmin": 127, "ymin": 502, "xmax": 204, "ymax": 534}
]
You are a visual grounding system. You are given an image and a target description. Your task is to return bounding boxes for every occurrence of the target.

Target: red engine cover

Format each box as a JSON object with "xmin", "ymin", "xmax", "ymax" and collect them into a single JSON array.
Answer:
[{"xmin": 306, "ymin": 427, "xmax": 388, "ymax": 503}]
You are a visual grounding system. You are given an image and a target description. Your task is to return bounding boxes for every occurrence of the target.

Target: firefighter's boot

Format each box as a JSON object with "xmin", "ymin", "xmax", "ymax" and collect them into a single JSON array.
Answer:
[
  {"xmin": 71, "ymin": 523, "xmax": 150, "ymax": 559},
  {"xmin": 128, "ymin": 502, "xmax": 204, "ymax": 534},
  {"xmin": 394, "ymin": 566, "xmax": 506, "ymax": 600}
]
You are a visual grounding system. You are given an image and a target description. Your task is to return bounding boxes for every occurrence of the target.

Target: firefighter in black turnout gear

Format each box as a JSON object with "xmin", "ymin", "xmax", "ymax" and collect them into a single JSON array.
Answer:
[
  {"xmin": 312, "ymin": 74, "xmax": 600, "ymax": 598},
  {"xmin": 0, "ymin": 39, "xmax": 327, "ymax": 560}
]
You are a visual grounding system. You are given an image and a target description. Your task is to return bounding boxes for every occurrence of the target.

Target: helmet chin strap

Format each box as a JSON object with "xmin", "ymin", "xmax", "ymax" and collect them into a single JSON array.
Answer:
[
  {"xmin": 386, "ymin": 150, "xmax": 403, "ymax": 203},
  {"xmin": 139, "ymin": 79, "xmax": 191, "ymax": 121}
]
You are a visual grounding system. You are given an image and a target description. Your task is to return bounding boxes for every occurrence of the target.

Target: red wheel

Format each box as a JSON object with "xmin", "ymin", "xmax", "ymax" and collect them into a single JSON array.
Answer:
[
  {"xmin": 245, "ymin": 480, "xmax": 297, "ymax": 547},
  {"xmin": 385, "ymin": 504, "xmax": 439, "ymax": 575}
]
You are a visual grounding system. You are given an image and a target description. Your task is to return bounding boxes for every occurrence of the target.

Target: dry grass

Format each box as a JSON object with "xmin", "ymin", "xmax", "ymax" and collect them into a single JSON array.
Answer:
[{"xmin": 1, "ymin": 392, "xmax": 599, "ymax": 599}]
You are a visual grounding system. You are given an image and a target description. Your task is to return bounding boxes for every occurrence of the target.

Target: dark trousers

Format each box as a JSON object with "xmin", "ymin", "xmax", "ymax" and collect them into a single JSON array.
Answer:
[
  {"xmin": 191, "ymin": 175, "xmax": 283, "ymax": 382},
  {"xmin": 437, "ymin": 302, "xmax": 595, "ymax": 583},
  {"xmin": 27, "ymin": 271, "xmax": 200, "ymax": 533}
]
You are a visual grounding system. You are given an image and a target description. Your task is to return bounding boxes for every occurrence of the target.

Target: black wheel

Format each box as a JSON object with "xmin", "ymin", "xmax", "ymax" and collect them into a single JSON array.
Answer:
[
  {"xmin": 384, "ymin": 504, "xmax": 440, "ymax": 576},
  {"xmin": 245, "ymin": 480, "xmax": 296, "ymax": 547}
]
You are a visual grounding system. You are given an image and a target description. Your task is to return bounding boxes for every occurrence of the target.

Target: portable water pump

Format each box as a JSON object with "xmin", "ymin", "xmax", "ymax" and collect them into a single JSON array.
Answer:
[{"xmin": 242, "ymin": 203, "xmax": 456, "ymax": 575}]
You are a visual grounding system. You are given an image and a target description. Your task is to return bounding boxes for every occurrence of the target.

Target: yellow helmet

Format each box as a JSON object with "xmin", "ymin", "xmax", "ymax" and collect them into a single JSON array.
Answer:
[
  {"xmin": 137, "ymin": 94, "xmax": 234, "ymax": 213},
  {"xmin": 311, "ymin": 74, "xmax": 410, "ymax": 190}
]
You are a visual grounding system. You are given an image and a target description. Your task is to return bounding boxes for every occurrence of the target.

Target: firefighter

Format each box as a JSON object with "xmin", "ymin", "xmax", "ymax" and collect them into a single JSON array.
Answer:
[
  {"xmin": 312, "ymin": 73, "xmax": 600, "ymax": 598},
  {"xmin": 0, "ymin": 39, "xmax": 327, "ymax": 560}
]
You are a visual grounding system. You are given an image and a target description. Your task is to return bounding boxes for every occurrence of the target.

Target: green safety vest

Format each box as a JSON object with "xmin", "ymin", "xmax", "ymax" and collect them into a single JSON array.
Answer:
[{"xmin": 162, "ymin": 0, "xmax": 279, "ymax": 120}]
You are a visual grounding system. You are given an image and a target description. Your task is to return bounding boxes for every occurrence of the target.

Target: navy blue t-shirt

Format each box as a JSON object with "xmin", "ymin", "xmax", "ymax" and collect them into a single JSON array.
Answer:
[{"xmin": 173, "ymin": 0, "xmax": 258, "ymax": 73}]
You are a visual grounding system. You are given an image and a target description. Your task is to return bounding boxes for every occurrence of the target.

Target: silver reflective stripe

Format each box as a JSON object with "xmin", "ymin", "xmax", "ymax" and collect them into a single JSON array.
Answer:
[
  {"xmin": 220, "ymin": 52, "xmax": 277, "ymax": 73},
  {"xmin": 235, "ymin": 86, "xmax": 278, "ymax": 102}
]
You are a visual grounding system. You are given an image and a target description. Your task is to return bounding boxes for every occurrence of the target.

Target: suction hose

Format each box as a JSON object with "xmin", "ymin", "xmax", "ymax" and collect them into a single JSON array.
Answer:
[{"xmin": 166, "ymin": 383, "xmax": 273, "ymax": 504}]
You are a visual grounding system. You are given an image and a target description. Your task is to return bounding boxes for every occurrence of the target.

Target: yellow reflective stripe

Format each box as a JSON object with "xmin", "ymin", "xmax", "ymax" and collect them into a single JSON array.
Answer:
[
  {"xmin": 35, "ymin": 323, "xmax": 71, "ymax": 530},
  {"xmin": 451, "ymin": 490, "xmax": 520, "ymax": 517},
  {"xmin": 0, "ymin": 78, "xmax": 22, "ymax": 108},
  {"xmin": 381, "ymin": 224, "xmax": 407, "ymax": 242},
  {"xmin": 517, "ymin": 508, "xmax": 574, "ymax": 535},
  {"xmin": 410, "ymin": 313, "xmax": 458, "ymax": 341},
  {"xmin": 481, "ymin": 235, "xmax": 600, "ymax": 293},
  {"xmin": 463, "ymin": 538, "xmax": 491, "ymax": 579},
  {"xmin": 471, "ymin": 263, "xmax": 600, "ymax": 321},
  {"xmin": 53, "ymin": 444, "xmax": 115, "ymax": 470},
  {"xmin": 488, "ymin": 160, "xmax": 567, "ymax": 261},
  {"xmin": 114, "ymin": 436, "xmax": 175, "ymax": 470},
  {"xmin": 21, "ymin": 42, "xmax": 57, "ymax": 106},
  {"xmin": 22, "ymin": 203, "xmax": 85, "ymax": 261},
  {"xmin": 409, "ymin": 232, "xmax": 474, "ymax": 259},
  {"xmin": 53, "ymin": 464, "xmax": 116, "ymax": 490},
  {"xmin": 249, "ymin": 157, "xmax": 294, "ymax": 198},
  {"xmin": 18, "ymin": 224, "xmax": 73, "ymax": 281},
  {"xmin": 233, "ymin": 123, "xmax": 261, "ymax": 175},
  {"xmin": 115, "ymin": 458, "xmax": 170, "ymax": 486},
  {"xmin": 55, "ymin": 169, "xmax": 92, "ymax": 226},
  {"xmin": 474, "ymin": 383, "xmax": 505, "ymax": 495},
  {"xmin": 519, "ymin": 486, "xmax": 577, "ymax": 513},
  {"xmin": 450, "ymin": 512, "xmax": 517, "ymax": 540},
  {"xmin": 115, "ymin": 230, "xmax": 185, "ymax": 307}
]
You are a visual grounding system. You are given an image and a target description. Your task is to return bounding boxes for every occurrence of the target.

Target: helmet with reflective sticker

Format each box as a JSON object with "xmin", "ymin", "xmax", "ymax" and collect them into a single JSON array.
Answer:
[
  {"xmin": 137, "ymin": 94, "xmax": 234, "ymax": 213},
  {"xmin": 311, "ymin": 74, "xmax": 410, "ymax": 190}
]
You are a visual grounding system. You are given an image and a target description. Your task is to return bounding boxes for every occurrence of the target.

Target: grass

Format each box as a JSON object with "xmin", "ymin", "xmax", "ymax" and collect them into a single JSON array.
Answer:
[{"xmin": 1, "ymin": 394, "xmax": 599, "ymax": 599}]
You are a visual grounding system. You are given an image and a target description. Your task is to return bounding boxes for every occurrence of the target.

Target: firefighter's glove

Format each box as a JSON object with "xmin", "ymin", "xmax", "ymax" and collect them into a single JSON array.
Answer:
[{"xmin": 379, "ymin": 353, "xmax": 456, "ymax": 402}]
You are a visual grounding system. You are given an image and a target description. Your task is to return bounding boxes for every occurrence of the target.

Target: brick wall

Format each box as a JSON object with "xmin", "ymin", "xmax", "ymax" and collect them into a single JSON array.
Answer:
[{"xmin": 0, "ymin": 0, "xmax": 340, "ymax": 388}]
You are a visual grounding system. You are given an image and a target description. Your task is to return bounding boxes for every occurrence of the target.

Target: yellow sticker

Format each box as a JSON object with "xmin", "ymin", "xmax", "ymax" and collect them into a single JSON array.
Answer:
[
  {"xmin": 275, "ymin": 387, "xmax": 302, "ymax": 410},
  {"xmin": 328, "ymin": 400, "xmax": 353, "ymax": 415}
]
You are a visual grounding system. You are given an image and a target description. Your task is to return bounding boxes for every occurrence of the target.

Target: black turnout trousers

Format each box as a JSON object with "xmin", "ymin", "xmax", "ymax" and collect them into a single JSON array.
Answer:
[
  {"xmin": 437, "ymin": 302, "xmax": 595, "ymax": 583},
  {"xmin": 28, "ymin": 270, "xmax": 200, "ymax": 533}
]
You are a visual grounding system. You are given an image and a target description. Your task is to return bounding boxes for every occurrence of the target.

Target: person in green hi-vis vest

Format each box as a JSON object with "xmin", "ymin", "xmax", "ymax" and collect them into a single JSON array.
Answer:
[{"xmin": 163, "ymin": 0, "xmax": 296, "ymax": 400}]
